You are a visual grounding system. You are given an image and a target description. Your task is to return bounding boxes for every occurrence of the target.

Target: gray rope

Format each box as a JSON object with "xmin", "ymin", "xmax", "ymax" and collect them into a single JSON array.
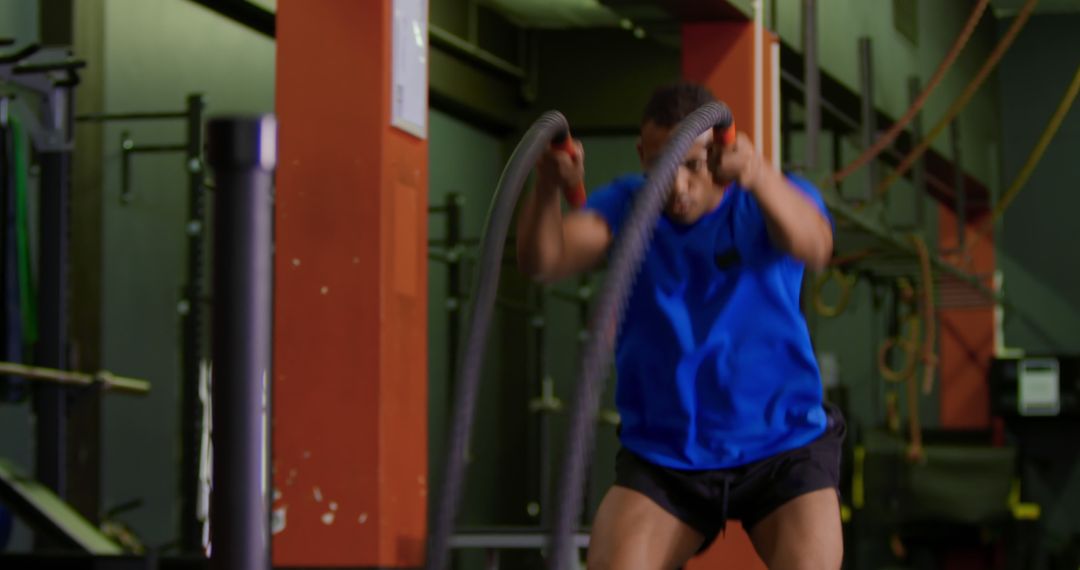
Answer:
[
  {"xmin": 426, "ymin": 111, "xmax": 572, "ymax": 570},
  {"xmin": 547, "ymin": 102, "xmax": 733, "ymax": 569}
]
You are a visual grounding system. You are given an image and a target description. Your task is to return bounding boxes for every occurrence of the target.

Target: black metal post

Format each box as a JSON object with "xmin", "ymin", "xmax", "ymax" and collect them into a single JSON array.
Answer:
[
  {"xmin": 206, "ymin": 116, "xmax": 274, "ymax": 570},
  {"xmin": 180, "ymin": 93, "xmax": 206, "ymax": 553},
  {"xmin": 34, "ymin": 83, "xmax": 72, "ymax": 518},
  {"xmin": 858, "ymin": 37, "xmax": 876, "ymax": 202},
  {"xmin": 532, "ymin": 302, "xmax": 550, "ymax": 527},
  {"xmin": 445, "ymin": 192, "xmax": 462, "ymax": 410},
  {"xmin": 75, "ymin": 110, "xmax": 188, "ymax": 122},
  {"xmin": 574, "ymin": 280, "xmax": 593, "ymax": 529},
  {"xmin": 950, "ymin": 121, "xmax": 965, "ymax": 248},
  {"xmin": 832, "ymin": 129, "xmax": 844, "ymax": 191},
  {"xmin": 909, "ymin": 77, "xmax": 926, "ymax": 226},
  {"xmin": 781, "ymin": 97, "xmax": 793, "ymax": 170},
  {"xmin": 803, "ymin": 0, "xmax": 820, "ymax": 172}
]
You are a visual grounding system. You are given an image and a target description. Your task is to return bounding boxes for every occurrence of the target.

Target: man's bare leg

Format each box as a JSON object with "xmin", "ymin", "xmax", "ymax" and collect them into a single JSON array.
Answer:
[
  {"xmin": 586, "ymin": 486, "xmax": 705, "ymax": 570},
  {"xmin": 748, "ymin": 488, "xmax": 843, "ymax": 570}
]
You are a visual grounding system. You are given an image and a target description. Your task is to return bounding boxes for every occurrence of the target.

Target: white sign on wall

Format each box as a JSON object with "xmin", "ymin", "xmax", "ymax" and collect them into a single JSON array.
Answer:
[
  {"xmin": 392, "ymin": 0, "xmax": 428, "ymax": 139},
  {"xmin": 1018, "ymin": 358, "xmax": 1060, "ymax": 416}
]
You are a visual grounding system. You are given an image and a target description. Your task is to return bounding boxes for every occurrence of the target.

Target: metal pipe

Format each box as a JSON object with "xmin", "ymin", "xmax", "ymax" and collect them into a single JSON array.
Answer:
[
  {"xmin": 573, "ymin": 276, "xmax": 593, "ymax": 529},
  {"xmin": 781, "ymin": 97, "xmax": 794, "ymax": 169},
  {"xmin": 34, "ymin": 83, "xmax": 72, "ymax": 517},
  {"xmin": 532, "ymin": 304, "xmax": 551, "ymax": 529},
  {"xmin": 206, "ymin": 116, "xmax": 275, "ymax": 570},
  {"xmin": 821, "ymin": 192, "xmax": 1004, "ymax": 306},
  {"xmin": 753, "ymin": 0, "xmax": 764, "ymax": 150},
  {"xmin": 120, "ymin": 132, "xmax": 133, "ymax": 204},
  {"xmin": 75, "ymin": 111, "xmax": 188, "ymax": 122},
  {"xmin": 950, "ymin": 121, "xmax": 965, "ymax": 248},
  {"xmin": 0, "ymin": 43, "xmax": 41, "ymax": 65},
  {"xmin": 180, "ymin": 93, "xmax": 207, "ymax": 553},
  {"xmin": 430, "ymin": 25, "xmax": 526, "ymax": 80},
  {"xmin": 772, "ymin": 40, "xmax": 781, "ymax": 168},
  {"xmin": 782, "ymin": 70, "xmax": 858, "ymax": 129},
  {"xmin": 832, "ymin": 129, "xmax": 843, "ymax": 190},
  {"xmin": 782, "ymin": 68, "xmax": 962, "ymax": 199},
  {"xmin": 0, "ymin": 362, "xmax": 149, "ymax": 395},
  {"xmin": 446, "ymin": 192, "xmax": 463, "ymax": 418},
  {"xmin": 909, "ymin": 77, "xmax": 926, "ymax": 225},
  {"xmin": 858, "ymin": 37, "xmax": 876, "ymax": 202},
  {"xmin": 127, "ymin": 144, "xmax": 188, "ymax": 154},
  {"xmin": 803, "ymin": 0, "xmax": 820, "ymax": 171},
  {"xmin": 0, "ymin": 46, "xmax": 59, "ymax": 95},
  {"xmin": 119, "ymin": 132, "xmax": 187, "ymax": 203},
  {"xmin": 12, "ymin": 58, "xmax": 85, "ymax": 74}
]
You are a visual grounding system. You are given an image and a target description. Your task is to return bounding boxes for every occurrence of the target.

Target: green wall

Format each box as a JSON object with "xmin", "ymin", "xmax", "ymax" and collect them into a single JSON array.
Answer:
[
  {"xmin": 0, "ymin": 0, "xmax": 41, "ymax": 552},
  {"xmin": 772, "ymin": 0, "xmax": 1011, "ymax": 436},
  {"xmin": 426, "ymin": 109, "xmax": 511, "ymax": 531},
  {"xmin": 88, "ymin": 0, "xmax": 275, "ymax": 546},
  {"xmin": 771, "ymin": 0, "xmax": 1001, "ymax": 187},
  {"xmin": 996, "ymin": 13, "xmax": 1080, "ymax": 552},
  {"xmin": 5, "ymin": 0, "xmax": 1075, "ymax": 564},
  {"xmin": 997, "ymin": 14, "xmax": 1080, "ymax": 353}
]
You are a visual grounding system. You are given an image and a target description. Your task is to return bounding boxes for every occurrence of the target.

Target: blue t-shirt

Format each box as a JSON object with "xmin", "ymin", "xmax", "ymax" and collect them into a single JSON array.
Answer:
[{"xmin": 586, "ymin": 173, "xmax": 830, "ymax": 470}]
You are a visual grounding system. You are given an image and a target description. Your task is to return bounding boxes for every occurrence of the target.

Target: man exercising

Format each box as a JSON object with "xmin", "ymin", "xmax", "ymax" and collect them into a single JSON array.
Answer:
[{"xmin": 516, "ymin": 83, "xmax": 844, "ymax": 570}]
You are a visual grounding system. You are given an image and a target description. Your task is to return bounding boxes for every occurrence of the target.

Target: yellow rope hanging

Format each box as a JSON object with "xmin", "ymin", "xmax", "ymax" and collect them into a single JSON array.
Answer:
[
  {"xmin": 825, "ymin": 0, "xmax": 991, "ymax": 187},
  {"xmin": 872, "ymin": 0, "xmax": 1039, "ymax": 203},
  {"xmin": 876, "ymin": 272, "xmax": 928, "ymax": 463},
  {"xmin": 911, "ymin": 234, "xmax": 938, "ymax": 396},
  {"xmin": 812, "ymin": 268, "xmax": 857, "ymax": 318},
  {"xmin": 966, "ymin": 62, "xmax": 1080, "ymax": 253},
  {"xmin": 878, "ymin": 314, "xmax": 921, "ymax": 383}
]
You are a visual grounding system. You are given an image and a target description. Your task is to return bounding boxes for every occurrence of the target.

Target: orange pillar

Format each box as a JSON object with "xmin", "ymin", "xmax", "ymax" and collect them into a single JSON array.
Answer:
[
  {"xmin": 937, "ymin": 207, "xmax": 995, "ymax": 429},
  {"xmin": 938, "ymin": 209, "xmax": 998, "ymax": 570},
  {"xmin": 273, "ymin": 1, "xmax": 428, "ymax": 566},
  {"xmin": 683, "ymin": 22, "xmax": 778, "ymax": 167},
  {"xmin": 686, "ymin": 521, "xmax": 767, "ymax": 570},
  {"xmin": 682, "ymin": 21, "xmax": 776, "ymax": 570}
]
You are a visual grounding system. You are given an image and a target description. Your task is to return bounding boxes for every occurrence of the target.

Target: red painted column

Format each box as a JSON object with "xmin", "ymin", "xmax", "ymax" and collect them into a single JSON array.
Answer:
[
  {"xmin": 682, "ymin": 20, "xmax": 776, "ymax": 570},
  {"xmin": 938, "ymin": 202, "xmax": 997, "ymax": 570},
  {"xmin": 937, "ymin": 206, "xmax": 995, "ymax": 429},
  {"xmin": 273, "ymin": 1, "xmax": 428, "ymax": 566},
  {"xmin": 683, "ymin": 22, "xmax": 778, "ymax": 166}
]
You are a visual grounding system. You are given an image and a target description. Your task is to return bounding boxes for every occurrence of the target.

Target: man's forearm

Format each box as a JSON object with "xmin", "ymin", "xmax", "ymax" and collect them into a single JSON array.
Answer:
[
  {"xmin": 747, "ymin": 168, "xmax": 833, "ymax": 269},
  {"xmin": 516, "ymin": 182, "xmax": 566, "ymax": 278}
]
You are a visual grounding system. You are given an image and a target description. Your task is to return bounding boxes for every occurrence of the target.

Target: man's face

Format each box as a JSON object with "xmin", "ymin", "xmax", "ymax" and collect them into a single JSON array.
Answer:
[{"xmin": 638, "ymin": 120, "xmax": 724, "ymax": 225}]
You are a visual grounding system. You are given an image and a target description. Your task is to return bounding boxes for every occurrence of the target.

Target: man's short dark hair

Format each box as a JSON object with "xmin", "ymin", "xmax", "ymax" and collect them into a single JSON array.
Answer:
[{"xmin": 641, "ymin": 83, "xmax": 717, "ymax": 128}]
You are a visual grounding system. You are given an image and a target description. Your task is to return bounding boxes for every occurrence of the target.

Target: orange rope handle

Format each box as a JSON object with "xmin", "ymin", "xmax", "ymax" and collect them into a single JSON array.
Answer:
[
  {"xmin": 873, "ymin": 0, "xmax": 1040, "ymax": 202},
  {"xmin": 826, "ymin": 0, "xmax": 991, "ymax": 186}
]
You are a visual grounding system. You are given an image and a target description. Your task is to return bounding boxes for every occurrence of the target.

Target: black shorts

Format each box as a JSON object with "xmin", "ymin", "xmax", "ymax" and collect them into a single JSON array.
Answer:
[{"xmin": 614, "ymin": 403, "xmax": 846, "ymax": 549}]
